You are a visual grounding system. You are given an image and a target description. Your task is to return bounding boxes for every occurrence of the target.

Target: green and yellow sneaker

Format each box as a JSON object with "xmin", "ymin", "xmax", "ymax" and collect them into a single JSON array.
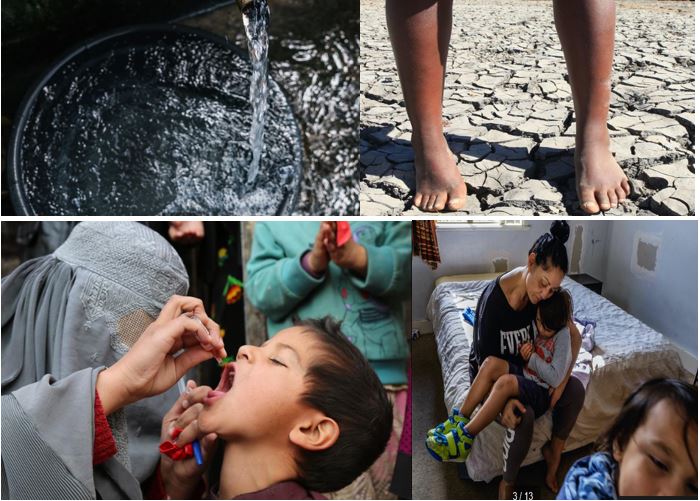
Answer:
[
  {"xmin": 425, "ymin": 422, "xmax": 474, "ymax": 462},
  {"xmin": 426, "ymin": 408, "xmax": 469, "ymax": 438}
]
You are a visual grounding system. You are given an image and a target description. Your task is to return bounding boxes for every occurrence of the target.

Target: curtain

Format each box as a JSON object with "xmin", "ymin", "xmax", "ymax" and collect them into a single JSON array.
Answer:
[{"xmin": 412, "ymin": 221, "xmax": 440, "ymax": 270}]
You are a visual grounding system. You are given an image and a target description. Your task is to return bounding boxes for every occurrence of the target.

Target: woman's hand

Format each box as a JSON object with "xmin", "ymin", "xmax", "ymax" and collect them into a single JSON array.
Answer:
[
  {"xmin": 160, "ymin": 381, "xmax": 218, "ymax": 499},
  {"xmin": 168, "ymin": 221, "xmax": 205, "ymax": 245},
  {"xmin": 97, "ymin": 295, "xmax": 226, "ymax": 415},
  {"xmin": 500, "ymin": 398, "xmax": 526, "ymax": 429},
  {"xmin": 323, "ymin": 222, "xmax": 368, "ymax": 278}
]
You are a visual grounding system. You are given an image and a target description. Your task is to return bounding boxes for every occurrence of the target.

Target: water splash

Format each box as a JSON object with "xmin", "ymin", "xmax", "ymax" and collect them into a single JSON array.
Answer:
[
  {"xmin": 17, "ymin": 30, "xmax": 302, "ymax": 215},
  {"xmin": 226, "ymin": 0, "xmax": 359, "ymax": 214},
  {"xmin": 241, "ymin": 0, "xmax": 270, "ymax": 185}
]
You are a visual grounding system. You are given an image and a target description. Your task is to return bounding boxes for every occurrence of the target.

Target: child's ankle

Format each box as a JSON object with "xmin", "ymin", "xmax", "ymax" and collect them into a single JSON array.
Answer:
[
  {"xmin": 461, "ymin": 422, "xmax": 475, "ymax": 438},
  {"xmin": 576, "ymin": 125, "xmax": 611, "ymax": 148},
  {"xmin": 412, "ymin": 129, "xmax": 446, "ymax": 147}
]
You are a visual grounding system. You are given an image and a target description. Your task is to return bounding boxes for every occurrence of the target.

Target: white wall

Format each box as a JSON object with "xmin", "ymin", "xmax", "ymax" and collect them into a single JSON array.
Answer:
[
  {"xmin": 412, "ymin": 220, "xmax": 610, "ymax": 321},
  {"xmin": 602, "ymin": 220, "xmax": 698, "ymax": 354}
]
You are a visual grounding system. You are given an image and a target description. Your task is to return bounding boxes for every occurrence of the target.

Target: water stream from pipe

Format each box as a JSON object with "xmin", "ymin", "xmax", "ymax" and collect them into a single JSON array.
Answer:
[{"xmin": 240, "ymin": 0, "xmax": 270, "ymax": 185}]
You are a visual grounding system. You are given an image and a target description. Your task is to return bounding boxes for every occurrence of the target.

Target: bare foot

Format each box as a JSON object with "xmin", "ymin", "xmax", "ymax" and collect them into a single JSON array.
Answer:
[
  {"xmin": 412, "ymin": 133, "xmax": 467, "ymax": 212},
  {"xmin": 541, "ymin": 441, "xmax": 560, "ymax": 493},
  {"xmin": 575, "ymin": 141, "xmax": 630, "ymax": 214},
  {"xmin": 498, "ymin": 479, "xmax": 515, "ymax": 500}
]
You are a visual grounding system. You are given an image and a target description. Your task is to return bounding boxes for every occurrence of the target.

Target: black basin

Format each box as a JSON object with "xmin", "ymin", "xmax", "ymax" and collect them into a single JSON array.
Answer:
[{"xmin": 8, "ymin": 24, "xmax": 303, "ymax": 215}]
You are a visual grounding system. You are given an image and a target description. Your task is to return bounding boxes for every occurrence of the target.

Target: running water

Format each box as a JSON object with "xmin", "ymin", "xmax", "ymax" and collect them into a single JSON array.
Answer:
[
  {"xmin": 16, "ymin": 30, "xmax": 302, "ymax": 215},
  {"xmin": 240, "ymin": 0, "xmax": 270, "ymax": 185}
]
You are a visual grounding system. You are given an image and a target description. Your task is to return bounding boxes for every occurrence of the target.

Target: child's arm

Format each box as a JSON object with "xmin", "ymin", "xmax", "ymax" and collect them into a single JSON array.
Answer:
[
  {"xmin": 246, "ymin": 223, "xmax": 326, "ymax": 321},
  {"xmin": 527, "ymin": 328, "xmax": 572, "ymax": 388},
  {"xmin": 345, "ymin": 222, "xmax": 411, "ymax": 298},
  {"xmin": 549, "ymin": 321, "xmax": 582, "ymax": 407}
]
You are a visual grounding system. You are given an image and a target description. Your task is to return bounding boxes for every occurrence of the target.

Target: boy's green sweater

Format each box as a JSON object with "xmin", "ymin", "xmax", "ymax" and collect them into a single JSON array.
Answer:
[{"xmin": 246, "ymin": 222, "xmax": 410, "ymax": 385}]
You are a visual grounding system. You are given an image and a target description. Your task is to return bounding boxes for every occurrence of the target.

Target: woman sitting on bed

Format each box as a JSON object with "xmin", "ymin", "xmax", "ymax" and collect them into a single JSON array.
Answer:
[
  {"xmin": 437, "ymin": 221, "xmax": 585, "ymax": 499},
  {"xmin": 426, "ymin": 289, "xmax": 573, "ymax": 465}
]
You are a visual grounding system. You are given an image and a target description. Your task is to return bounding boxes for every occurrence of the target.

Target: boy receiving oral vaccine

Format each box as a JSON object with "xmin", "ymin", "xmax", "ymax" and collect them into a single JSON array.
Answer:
[{"xmin": 176, "ymin": 317, "xmax": 393, "ymax": 499}]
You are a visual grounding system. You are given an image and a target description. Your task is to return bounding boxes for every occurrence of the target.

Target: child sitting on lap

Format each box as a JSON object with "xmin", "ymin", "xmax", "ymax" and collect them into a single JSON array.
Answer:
[
  {"xmin": 196, "ymin": 316, "xmax": 393, "ymax": 499},
  {"xmin": 426, "ymin": 289, "xmax": 573, "ymax": 462},
  {"xmin": 557, "ymin": 378, "xmax": 697, "ymax": 499}
]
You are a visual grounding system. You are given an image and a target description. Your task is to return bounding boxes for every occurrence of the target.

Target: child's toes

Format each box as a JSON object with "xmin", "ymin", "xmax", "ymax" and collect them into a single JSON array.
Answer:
[
  {"xmin": 433, "ymin": 192, "xmax": 448, "ymax": 212},
  {"xmin": 419, "ymin": 193, "xmax": 434, "ymax": 212},
  {"xmin": 621, "ymin": 178, "xmax": 631, "ymax": 196},
  {"xmin": 421, "ymin": 194, "xmax": 433, "ymax": 211},
  {"xmin": 595, "ymin": 191, "xmax": 611, "ymax": 212},
  {"xmin": 579, "ymin": 188, "xmax": 600, "ymax": 214},
  {"xmin": 446, "ymin": 197, "xmax": 466, "ymax": 211},
  {"xmin": 413, "ymin": 192, "xmax": 424, "ymax": 210},
  {"xmin": 445, "ymin": 183, "xmax": 467, "ymax": 211},
  {"xmin": 615, "ymin": 186, "xmax": 627, "ymax": 203}
]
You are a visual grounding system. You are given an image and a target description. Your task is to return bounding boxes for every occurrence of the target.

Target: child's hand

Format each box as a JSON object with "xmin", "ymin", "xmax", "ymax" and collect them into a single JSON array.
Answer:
[
  {"xmin": 323, "ymin": 222, "xmax": 368, "ymax": 278},
  {"xmin": 307, "ymin": 223, "xmax": 332, "ymax": 275},
  {"xmin": 160, "ymin": 380, "xmax": 218, "ymax": 499},
  {"xmin": 519, "ymin": 342, "xmax": 533, "ymax": 361},
  {"xmin": 97, "ymin": 296, "xmax": 226, "ymax": 414}
]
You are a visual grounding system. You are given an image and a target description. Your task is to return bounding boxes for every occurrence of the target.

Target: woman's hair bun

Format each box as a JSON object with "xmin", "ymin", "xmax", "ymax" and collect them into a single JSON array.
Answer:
[
  {"xmin": 550, "ymin": 221, "xmax": 570, "ymax": 244},
  {"xmin": 529, "ymin": 221, "xmax": 569, "ymax": 272}
]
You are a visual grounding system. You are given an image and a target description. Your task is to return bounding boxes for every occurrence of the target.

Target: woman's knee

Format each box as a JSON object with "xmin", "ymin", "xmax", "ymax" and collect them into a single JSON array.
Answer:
[
  {"xmin": 570, "ymin": 376, "xmax": 585, "ymax": 400},
  {"xmin": 553, "ymin": 376, "xmax": 585, "ymax": 439},
  {"xmin": 557, "ymin": 376, "xmax": 586, "ymax": 411}
]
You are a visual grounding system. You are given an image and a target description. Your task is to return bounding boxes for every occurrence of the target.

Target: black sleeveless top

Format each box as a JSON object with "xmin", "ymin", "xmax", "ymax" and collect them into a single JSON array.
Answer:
[{"xmin": 468, "ymin": 275, "xmax": 536, "ymax": 379}]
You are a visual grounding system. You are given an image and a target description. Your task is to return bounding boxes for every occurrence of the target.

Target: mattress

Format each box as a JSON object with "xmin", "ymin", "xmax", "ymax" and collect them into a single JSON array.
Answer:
[{"xmin": 426, "ymin": 276, "xmax": 686, "ymax": 482}]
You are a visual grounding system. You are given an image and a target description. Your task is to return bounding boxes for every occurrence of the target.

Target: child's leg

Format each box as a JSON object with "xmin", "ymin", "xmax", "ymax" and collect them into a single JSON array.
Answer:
[
  {"xmin": 386, "ymin": 0, "xmax": 467, "ymax": 212},
  {"xmin": 425, "ymin": 357, "xmax": 511, "ymax": 461},
  {"xmin": 465, "ymin": 374, "xmax": 521, "ymax": 436},
  {"xmin": 459, "ymin": 356, "xmax": 510, "ymax": 419},
  {"xmin": 553, "ymin": 0, "xmax": 630, "ymax": 214}
]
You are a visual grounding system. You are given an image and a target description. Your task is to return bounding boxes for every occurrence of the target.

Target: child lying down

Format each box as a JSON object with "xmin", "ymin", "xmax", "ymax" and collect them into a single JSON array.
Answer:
[
  {"xmin": 164, "ymin": 317, "xmax": 394, "ymax": 499},
  {"xmin": 426, "ymin": 289, "xmax": 573, "ymax": 461}
]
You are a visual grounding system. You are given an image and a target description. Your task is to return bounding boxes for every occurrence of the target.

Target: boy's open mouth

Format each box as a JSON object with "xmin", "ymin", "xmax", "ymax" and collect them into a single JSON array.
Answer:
[{"xmin": 204, "ymin": 362, "xmax": 235, "ymax": 405}]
